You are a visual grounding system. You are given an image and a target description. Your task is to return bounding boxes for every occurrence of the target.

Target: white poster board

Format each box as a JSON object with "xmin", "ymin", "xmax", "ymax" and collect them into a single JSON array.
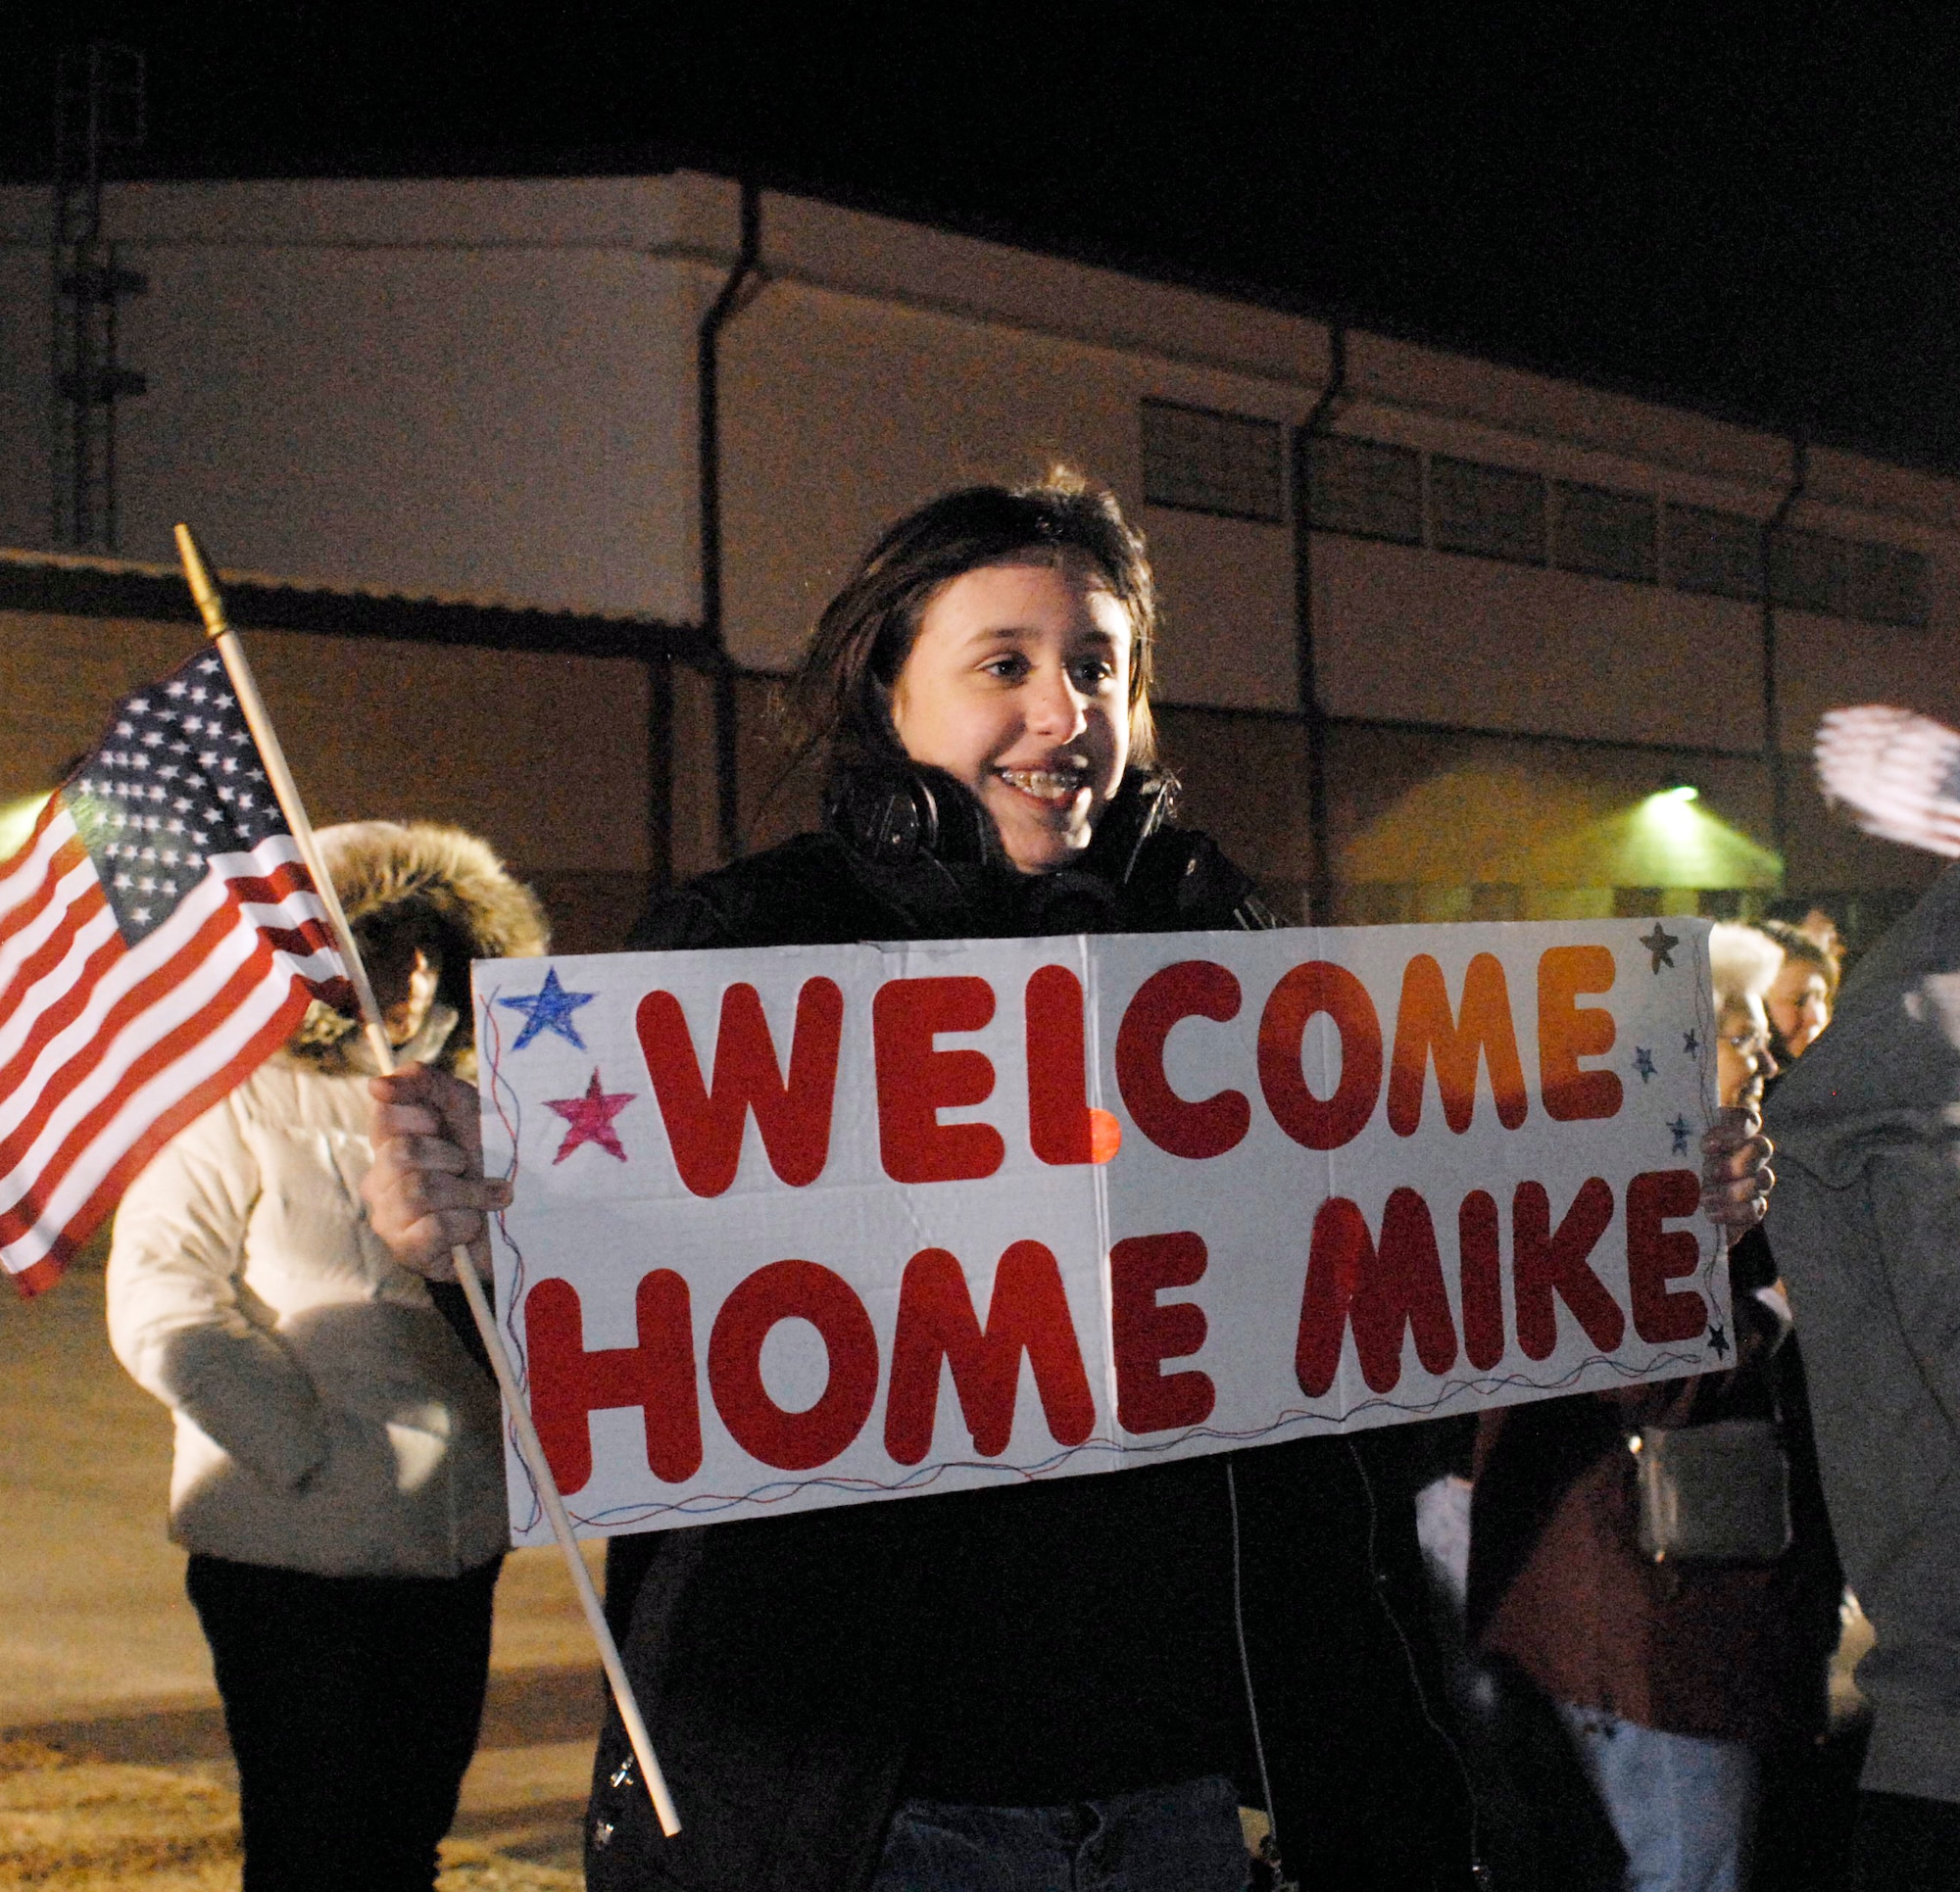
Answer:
[{"xmin": 475, "ymin": 918, "xmax": 1722, "ymax": 1543}]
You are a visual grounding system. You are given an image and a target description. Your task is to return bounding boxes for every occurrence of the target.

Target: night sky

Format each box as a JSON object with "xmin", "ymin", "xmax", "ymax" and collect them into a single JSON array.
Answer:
[{"xmin": 9, "ymin": 4, "xmax": 1960, "ymax": 475}]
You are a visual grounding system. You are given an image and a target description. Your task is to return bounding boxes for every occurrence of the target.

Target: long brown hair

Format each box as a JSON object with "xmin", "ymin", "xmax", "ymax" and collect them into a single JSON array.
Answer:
[{"xmin": 786, "ymin": 469, "xmax": 1159, "ymax": 780}]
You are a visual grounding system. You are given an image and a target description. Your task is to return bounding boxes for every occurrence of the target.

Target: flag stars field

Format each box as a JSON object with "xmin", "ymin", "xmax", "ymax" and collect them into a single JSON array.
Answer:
[{"xmin": 65, "ymin": 657, "xmax": 291, "ymax": 946}]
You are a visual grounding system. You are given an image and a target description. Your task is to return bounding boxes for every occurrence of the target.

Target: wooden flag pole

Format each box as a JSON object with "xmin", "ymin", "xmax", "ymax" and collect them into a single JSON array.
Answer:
[{"xmin": 173, "ymin": 524, "xmax": 683, "ymax": 1839}]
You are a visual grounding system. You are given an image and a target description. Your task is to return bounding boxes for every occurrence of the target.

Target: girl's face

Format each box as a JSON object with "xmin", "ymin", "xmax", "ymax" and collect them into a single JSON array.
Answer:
[
  {"xmin": 890, "ymin": 555, "xmax": 1133, "ymax": 874},
  {"xmin": 1716, "ymin": 995, "xmax": 1779, "ymax": 1112},
  {"xmin": 1765, "ymin": 960, "xmax": 1830, "ymax": 1059}
]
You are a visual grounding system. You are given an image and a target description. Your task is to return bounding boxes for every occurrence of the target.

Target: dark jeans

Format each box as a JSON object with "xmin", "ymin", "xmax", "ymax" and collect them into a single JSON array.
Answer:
[
  {"xmin": 187, "ymin": 1552, "xmax": 501, "ymax": 1892},
  {"xmin": 867, "ymin": 1774, "xmax": 1250, "ymax": 1892},
  {"xmin": 1852, "ymin": 1790, "xmax": 1960, "ymax": 1891}
]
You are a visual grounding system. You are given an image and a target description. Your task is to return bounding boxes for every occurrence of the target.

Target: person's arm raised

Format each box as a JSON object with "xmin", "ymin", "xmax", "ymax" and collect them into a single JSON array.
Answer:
[{"xmin": 363, "ymin": 1063, "xmax": 512, "ymax": 1281}]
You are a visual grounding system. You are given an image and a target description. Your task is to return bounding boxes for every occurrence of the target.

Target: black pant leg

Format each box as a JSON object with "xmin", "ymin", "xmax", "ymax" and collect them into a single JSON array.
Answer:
[
  {"xmin": 190, "ymin": 1557, "xmax": 374, "ymax": 1892},
  {"xmin": 1851, "ymin": 1789, "xmax": 1960, "ymax": 1892},
  {"xmin": 187, "ymin": 1555, "xmax": 500, "ymax": 1892},
  {"xmin": 354, "ymin": 1557, "xmax": 502, "ymax": 1884}
]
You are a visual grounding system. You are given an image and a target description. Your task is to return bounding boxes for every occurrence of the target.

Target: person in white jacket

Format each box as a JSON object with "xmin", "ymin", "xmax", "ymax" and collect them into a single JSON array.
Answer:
[{"xmin": 108, "ymin": 821, "xmax": 547, "ymax": 1892}]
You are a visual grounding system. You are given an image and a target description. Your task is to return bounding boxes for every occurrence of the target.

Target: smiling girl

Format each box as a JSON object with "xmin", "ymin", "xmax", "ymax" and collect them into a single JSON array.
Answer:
[
  {"xmin": 882, "ymin": 553, "xmax": 1132, "ymax": 868},
  {"xmin": 364, "ymin": 472, "xmax": 1767, "ymax": 1892}
]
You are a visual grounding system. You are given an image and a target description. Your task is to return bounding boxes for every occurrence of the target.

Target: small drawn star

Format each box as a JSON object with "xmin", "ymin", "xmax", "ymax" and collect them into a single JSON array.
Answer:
[
  {"xmin": 546, "ymin": 1070, "xmax": 636, "ymax": 1163},
  {"xmin": 1684, "ymin": 1030, "xmax": 1700, "ymax": 1056},
  {"xmin": 498, "ymin": 968, "xmax": 596, "ymax": 1050},
  {"xmin": 1707, "ymin": 1324, "xmax": 1731, "ymax": 1359},
  {"xmin": 1634, "ymin": 1047, "xmax": 1656, "ymax": 1083},
  {"xmin": 1668, "ymin": 1115, "xmax": 1692, "ymax": 1156},
  {"xmin": 1641, "ymin": 923, "xmax": 1680, "ymax": 972}
]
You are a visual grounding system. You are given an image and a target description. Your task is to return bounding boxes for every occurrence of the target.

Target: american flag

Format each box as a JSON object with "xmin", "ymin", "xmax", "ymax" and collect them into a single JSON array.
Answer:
[
  {"xmin": 1815, "ymin": 704, "xmax": 1960, "ymax": 858},
  {"xmin": 0, "ymin": 648, "xmax": 353, "ymax": 1293}
]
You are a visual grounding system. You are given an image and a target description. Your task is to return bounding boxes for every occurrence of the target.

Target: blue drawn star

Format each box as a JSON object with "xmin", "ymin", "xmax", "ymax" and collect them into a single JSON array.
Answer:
[
  {"xmin": 498, "ymin": 968, "xmax": 596, "ymax": 1050},
  {"xmin": 1684, "ymin": 1029, "xmax": 1700, "ymax": 1056},
  {"xmin": 1708, "ymin": 1324, "xmax": 1731, "ymax": 1359},
  {"xmin": 1641, "ymin": 923, "xmax": 1680, "ymax": 972},
  {"xmin": 1635, "ymin": 1047, "xmax": 1656, "ymax": 1084},
  {"xmin": 1668, "ymin": 1115, "xmax": 1692, "ymax": 1156}
]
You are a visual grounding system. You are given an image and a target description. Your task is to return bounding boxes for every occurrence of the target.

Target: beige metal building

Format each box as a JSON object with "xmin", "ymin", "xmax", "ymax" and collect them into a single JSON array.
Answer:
[{"xmin": 4, "ymin": 171, "xmax": 1956, "ymax": 947}]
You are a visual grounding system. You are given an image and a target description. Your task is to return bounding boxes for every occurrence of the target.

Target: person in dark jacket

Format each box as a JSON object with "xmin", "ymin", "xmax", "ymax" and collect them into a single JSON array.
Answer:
[
  {"xmin": 363, "ymin": 473, "xmax": 1769, "ymax": 1892},
  {"xmin": 1765, "ymin": 861, "xmax": 1960, "ymax": 1890}
]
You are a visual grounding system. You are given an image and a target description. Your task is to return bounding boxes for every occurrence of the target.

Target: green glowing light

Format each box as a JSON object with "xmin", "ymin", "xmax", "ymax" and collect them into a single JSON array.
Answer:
[
  {"xmin": 1663, "ymin": 784, "xmax": 1699, "ymax": 801},
  {"xmin": 0, "ymin": 793, "xmax": 50, "ymax": 864}
]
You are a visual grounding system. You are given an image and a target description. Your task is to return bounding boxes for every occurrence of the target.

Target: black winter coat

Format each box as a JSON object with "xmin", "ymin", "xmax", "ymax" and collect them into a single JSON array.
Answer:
[{"xmin": 584, "ymin": 795, "xmax": 1473, "ymax": 1892}]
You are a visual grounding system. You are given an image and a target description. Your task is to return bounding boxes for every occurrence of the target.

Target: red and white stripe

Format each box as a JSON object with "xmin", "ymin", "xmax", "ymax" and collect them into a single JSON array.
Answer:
[
  {"xmin": 1816, "ymin": 705, "xmax": 1960, "ymax": 858},
  {"xmin": 0, "ymin": 799, "xmax": 347, "ymax": 1292}
]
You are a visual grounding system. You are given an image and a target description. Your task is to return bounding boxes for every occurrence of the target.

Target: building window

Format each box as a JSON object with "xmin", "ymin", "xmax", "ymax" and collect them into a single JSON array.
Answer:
[
  {"xmin": 1769, "ymin": 528, "xmax": 1845, "ymax": 616},
  {"xmin": 1768, "ymin": 528, "xmax": 1931, "ymax": 628},
  {"xmin": 1551, "ymin": 482, "xmax": 1658, "ymax": 584},
  {"xmin": 1306, "ymin": 434, "xmax": 1424, "ymax": 545},
  {"xmin": 1430, "ymin": 456, "xmax": 1546, "ymax": 566},
  {"xmin": 1665, "ymin": 505, "xmax": 1762, "ymax": 602},
  {"xmin": 1844, "ymin": 539, "xmax": 1931, "ymax": 629},
  {"xmin": 1141, "ymin": 399, "xmax": 1285, "ymax": 523},
  {"xmin": 1293, "ymin": 430, "xmax": 1932, "ymax": 630}
]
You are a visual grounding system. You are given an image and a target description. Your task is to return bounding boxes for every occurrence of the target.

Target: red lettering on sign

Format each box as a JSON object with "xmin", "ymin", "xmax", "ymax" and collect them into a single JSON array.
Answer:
[
  {"xmin": 1109, "ymin": 1231, "xmax": 1215, "ymax": 1433},
  {"xmin": 524, "ymin": 1272, "xmax": 702, "ymax": 1492},
  {"xmin": 1458, "ymin": 1189, "xmax": 1505, "ymax": 1372},
  {"xmin": 1257, "ymin": 960, "xmax": 1383, "ymax": 1150},
  {"xmin": 1388, "ymin": 953, "xmax": 1530, "ymax": 1136},
  {"xmin": 873, "ymin": 976, "xmax": 1005, "ymax": 1183},
  {"xmin": 707, "ymin": 1259, "xmax": 879, "ymax": 1470},
  {"xmin": 1626, "ymin": 1167, "xmax": 1707, "ymax": 1342},
  {"xmin": 1538, "ymin": 946, "xmax": 1624, "ymax": 1122},
  {"xmin": 1296, "ymin": 1189, "xmax": 1459, "ymax": 1396},
  {"xmin": 1026, "ymin": 964, "xmax": 1122, "ymax": 1165},
  {"xmin": 883, "ymin": 1240, "xmax": 1095, "ymax": 1463},
  {"xmin": 635, "ymin": 979, "xmax": 843, "ymax": 1196},
  {"xmin": 1513, "ymin": 1178, "xmax": 1625, "ymax": 1359},
  {"xmin": 1114, "ymin": 960, "xmax": 1250, "ymax": 1159}
]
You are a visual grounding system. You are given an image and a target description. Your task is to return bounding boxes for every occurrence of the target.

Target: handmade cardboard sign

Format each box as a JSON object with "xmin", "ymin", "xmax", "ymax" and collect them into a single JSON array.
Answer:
[{"xmin": 476, "ymin": 917, "xmax": 1722, "ymax": 1542}]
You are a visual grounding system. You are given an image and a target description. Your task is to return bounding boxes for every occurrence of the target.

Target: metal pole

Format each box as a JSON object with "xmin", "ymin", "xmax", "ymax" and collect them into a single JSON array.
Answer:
[
  {"xmin": 698, "ymin": 180, "xmax": 761, "ymax": 864},
  {"xmin": 1761, "ymin": 437, "xmax": 1807, "ymax": 874},
  {"xmin": 1293, "ymin": 326, "xmax": 1348, "ymax": 928},
  {"xmin": 648, "ymin": 647, "xmax": 674, "ymax": 893}
]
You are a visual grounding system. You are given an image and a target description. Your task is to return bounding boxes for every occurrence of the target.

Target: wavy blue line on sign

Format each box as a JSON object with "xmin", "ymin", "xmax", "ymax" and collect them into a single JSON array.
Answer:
[
  {"xmin": 512, "ymin": 1345, "xmax": 1705, "ymax": 1530},
  {"xmin": 481, "ymin": 990, "xmax": 546, "ymax": 1537}
]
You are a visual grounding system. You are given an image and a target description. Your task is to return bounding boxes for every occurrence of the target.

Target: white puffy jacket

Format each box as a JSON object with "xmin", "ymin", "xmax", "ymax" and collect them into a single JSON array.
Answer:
[{"xmin": 107, "ymin": 1046, "xmax": 510, "ymax": 1578}]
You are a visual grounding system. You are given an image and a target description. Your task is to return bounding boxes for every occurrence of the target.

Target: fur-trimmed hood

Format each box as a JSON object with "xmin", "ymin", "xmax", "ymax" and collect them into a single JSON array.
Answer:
[{"xmin": 291, "ymin": 821, "xmax": 549, "ymax": 1074}]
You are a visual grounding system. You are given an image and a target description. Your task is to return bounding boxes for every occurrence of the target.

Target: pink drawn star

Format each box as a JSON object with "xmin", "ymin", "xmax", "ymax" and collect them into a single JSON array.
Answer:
[{"xmin": 545, "ymin": 1070, "xmax": 636, "ymax": 1163}]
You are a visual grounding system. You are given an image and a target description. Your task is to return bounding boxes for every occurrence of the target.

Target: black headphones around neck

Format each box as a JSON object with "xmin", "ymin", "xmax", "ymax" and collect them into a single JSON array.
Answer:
[
  {"xmin": 824, "ymin": 761, "xmax": 1176, "ymax": 878},
  {"xmin": 824, "ymin": 760, "xmax": 997, "ymax": 867}
]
